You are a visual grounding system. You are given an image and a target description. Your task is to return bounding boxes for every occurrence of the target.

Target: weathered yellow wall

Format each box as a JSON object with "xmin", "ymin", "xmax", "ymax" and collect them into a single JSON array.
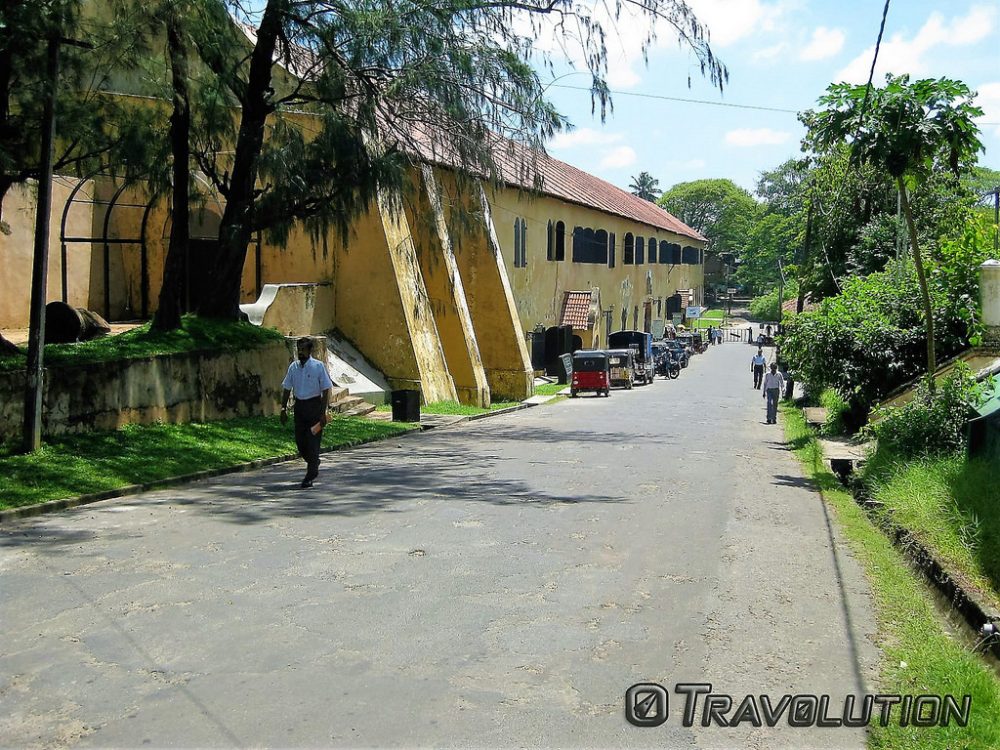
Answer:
[
  {"xmin": 405, "ymin": 167, "xmax": 490, "ymax": 407},
  {"xmin": 0, "ymin": 177, "xmax": 104, "ymax": 329},
  {"xmin": 486, "ymin": 185, "xmax": 706, "ymax": 344},
  {"xmin": 442, "ymin": 176, "xmax": 533, "ymax": 401}
]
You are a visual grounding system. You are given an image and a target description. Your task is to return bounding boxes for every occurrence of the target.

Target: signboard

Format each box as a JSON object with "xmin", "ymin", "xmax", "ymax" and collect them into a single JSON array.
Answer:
[
  {"xmin": 671, "ymin": 314, "xmax": 683, "ymax": 326},
  {"xmin": 727, "ymin": 288, "xmax": 738, "ymax": 295},
  {"xmin": 686, "ymin": 306, "xmax": 704, "ymax": 319},
  {"xmin": 651, "ymin": 319, "xmax": 665, "ymax": 339}
]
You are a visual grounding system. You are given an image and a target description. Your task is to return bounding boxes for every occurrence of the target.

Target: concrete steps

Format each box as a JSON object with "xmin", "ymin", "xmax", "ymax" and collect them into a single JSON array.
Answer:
[{"xmin": 328, "ymin": 387, "xmax": 377, "ymax": 417}]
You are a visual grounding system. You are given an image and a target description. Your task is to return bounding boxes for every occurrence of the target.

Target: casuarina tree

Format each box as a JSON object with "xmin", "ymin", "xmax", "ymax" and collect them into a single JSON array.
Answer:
[
  {"xmin": 801, "ymin": 74, "xmax": 984, "ymax": 385},
  {"xmin": 152, "ymin": 0, "xmax": 727, "ymax": 322}
]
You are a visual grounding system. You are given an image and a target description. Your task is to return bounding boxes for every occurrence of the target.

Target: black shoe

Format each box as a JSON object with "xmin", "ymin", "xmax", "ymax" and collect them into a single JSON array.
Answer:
[{"xmin": 300, "ymin": 477, "xmax": 315, "ymax": 489}]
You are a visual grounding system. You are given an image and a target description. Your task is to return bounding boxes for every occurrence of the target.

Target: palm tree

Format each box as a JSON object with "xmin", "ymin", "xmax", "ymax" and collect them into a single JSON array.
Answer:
[{"xmin": 629, "ymin": 171, "xmax": 660, "ymax": 202}]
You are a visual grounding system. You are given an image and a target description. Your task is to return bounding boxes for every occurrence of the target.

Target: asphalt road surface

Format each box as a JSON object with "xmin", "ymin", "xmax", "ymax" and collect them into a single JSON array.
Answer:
[{"xmin": 1, "ymin": 342, "xmax": 878, "ymax": 749}]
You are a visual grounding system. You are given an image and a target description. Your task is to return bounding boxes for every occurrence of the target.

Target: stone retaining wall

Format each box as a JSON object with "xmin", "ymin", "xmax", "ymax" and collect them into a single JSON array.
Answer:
[{"xmin": 0, "ymin": 341, "xmax": 292, "ymax": 441}]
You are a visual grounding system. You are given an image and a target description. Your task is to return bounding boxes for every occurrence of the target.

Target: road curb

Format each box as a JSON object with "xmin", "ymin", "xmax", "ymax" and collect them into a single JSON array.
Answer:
[
  {"xmin": 1, "ymin": 401, "xmax": 543, "ymax": 525},
  {"xmin": 0, "ymin": 428, "xmax": 422, "ymax": 526}
]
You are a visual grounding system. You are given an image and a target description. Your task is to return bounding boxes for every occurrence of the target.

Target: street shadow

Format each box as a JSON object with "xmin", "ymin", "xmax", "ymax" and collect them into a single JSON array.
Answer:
[{"xmin": 770, "ymin": 473, "xmax": 815, "ymax": 490}]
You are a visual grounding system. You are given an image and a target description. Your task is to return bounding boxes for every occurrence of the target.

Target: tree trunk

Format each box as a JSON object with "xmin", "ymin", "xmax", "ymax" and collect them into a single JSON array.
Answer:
[
  {"xmin": 152, "ymin": 12, "xmax": 191, "ymax": 331},
  {"xmin": 196, "ymin": 0, "xmax": 285, "ymax": 319},
  {"xmin": 897, "ymin": 177, "xmax": 936, "ymax": 388}
]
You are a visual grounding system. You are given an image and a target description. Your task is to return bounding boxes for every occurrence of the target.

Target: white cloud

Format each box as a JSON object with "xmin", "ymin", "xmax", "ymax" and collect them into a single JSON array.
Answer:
[
  {"xmin": 753, "ymin": 42, "xmax": 787, "ymax": 63},
  {"xmin": 976, "ymin": 81, "xmax": 1000, "ymax": 138},
  {"xmin": 549, "ymin": 128, "xmax": 624, "ymax": 150},
  {"xmin": 686, "ymin": 0, "xmax": 786, "ymax": 47},
  {"xmin": 600, "ymin": 146, "xmax": 638, "ymax": 168},
  {"xmin": 725, "ymin": 128, "xmax": 792, "ymax": 147},
  {"xmin": 835, "ymin": 5, "xmax": 996, "ymax": 84},
  {"xmin": 800, "ymin": 27, "xmax": 845, "ymax": 61}
]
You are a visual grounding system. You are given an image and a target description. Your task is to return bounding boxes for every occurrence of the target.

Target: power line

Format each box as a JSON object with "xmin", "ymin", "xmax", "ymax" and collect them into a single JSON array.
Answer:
[{"xmin": 550, "ymin": 83, "xmax": 1000, "ymax": 125}]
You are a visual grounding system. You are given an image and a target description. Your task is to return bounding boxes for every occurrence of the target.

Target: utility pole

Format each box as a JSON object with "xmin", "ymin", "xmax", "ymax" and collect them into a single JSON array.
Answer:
[
  {"xmin": 21, "ymin": 37, "xmax": 61, "ymax": 453},
  {"xmin": 21, "ymin": 34, "xmax": 92, "ymax": 453}
]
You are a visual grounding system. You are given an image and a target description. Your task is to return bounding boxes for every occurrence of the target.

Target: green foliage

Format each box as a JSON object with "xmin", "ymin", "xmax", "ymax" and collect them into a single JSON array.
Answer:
[
  {"xmin": 0, "ymin": 415, "xmax": 414, "ymax": 510},
  {"xmin": 864, "ymin": 365, "xmax": 983, "ymax": 458},
  {"xmin": 779, "ymin": 213, "xmax": 995, "ymax": 412},
  {"xmin": 658, "ymin": 178, "xmax": 757, "ymax": 257},
  {"xmin": 0, "ymin": 315, "xmax": 283, "ymax": 372},
  {"xmin": 802, "ymin": 75, "xmax": 984, "ymax": 183},
  {"xmin": 749, "ymin": 283, "xmax": 796, "ymax": 321},
  {"xmin": 628, "ymin": 171, "xmax": 660, "ymax": 202},
  {"xmin": 818, "ymin": 388, "xmax": 850, "ymax": 436}
]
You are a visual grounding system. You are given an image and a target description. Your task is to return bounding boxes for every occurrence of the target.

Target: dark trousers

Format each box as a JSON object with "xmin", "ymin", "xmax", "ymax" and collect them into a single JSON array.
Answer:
[
  {"xmin": 753, "ymin": 365, "xmax": 764, "ymax": 389},
  {"xmin": 293, "ymin": 397, "xmax": 324, "ymax": 478},
  {"xmin": 766, "ymin": 388, "xmax": 780, "ymax": 423}
]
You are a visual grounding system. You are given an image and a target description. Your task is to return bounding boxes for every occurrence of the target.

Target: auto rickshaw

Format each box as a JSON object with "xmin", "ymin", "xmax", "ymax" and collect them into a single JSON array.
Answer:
[
  {"xmin": 570, "ymin": 350, "xmax": 611, "ymax": 397},
  {"xmin": 607, "ymin": 348, "xmax": 636, "ymax": 389},
  {"xmin": 607, "ymin": 330, "xmax": 654, "ymax": 384}
]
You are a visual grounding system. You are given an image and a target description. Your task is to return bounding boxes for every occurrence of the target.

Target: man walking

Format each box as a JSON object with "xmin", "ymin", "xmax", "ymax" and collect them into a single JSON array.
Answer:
[
  {"xmin": 280, "ymin": 337, "xmax": 333, "ymax": 488},
  {"xmin": 751, "ymin": 347, "xmax": 766, "ymax": 389},
  {"xmin": 762, "ymin": 362, "xmax": 785, "ymax": 424}
]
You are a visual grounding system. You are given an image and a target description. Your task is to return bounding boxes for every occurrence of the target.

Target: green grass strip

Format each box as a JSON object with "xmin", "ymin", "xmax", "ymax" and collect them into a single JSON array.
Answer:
[
  {"xmin": 375, "ymin": 400, "xmax": 522, "ymax": 415},
  {"xmin": 0, "ymin": 415, "xmax": 414, "ymax": 511},
  {"xmin": 0, "ymin": 315, "xmax": 284, "ymax": 373},
  {"xmin": 862, "ymin": 452, "xmax": 1000, "ymax": 613},
  {"xmin": 533, "ymin": 382, "xmax": 569, "ymax": 396},
  {"xmin": 781, "ymin": 403, "xmax": 1000, "ymax": 750}
]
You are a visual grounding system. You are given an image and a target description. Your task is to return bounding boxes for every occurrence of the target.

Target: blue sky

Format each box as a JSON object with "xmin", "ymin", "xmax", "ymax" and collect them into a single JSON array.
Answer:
[{"xmin": 536, "ymin": 0, "xmax": 1000, "ymax": 195}]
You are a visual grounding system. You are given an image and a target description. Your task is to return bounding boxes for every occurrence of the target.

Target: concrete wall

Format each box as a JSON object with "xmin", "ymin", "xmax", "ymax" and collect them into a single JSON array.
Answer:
[{"xmin": 0, "ymin": 341, "xmax": 291, "ymax": 441}]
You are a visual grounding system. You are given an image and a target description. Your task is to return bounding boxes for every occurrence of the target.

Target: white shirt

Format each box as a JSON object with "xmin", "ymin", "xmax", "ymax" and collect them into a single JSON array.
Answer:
[
  {"xmin": 752, "ymin": 354, "xmax": 766, "ymax": 367},
  {"xmin": 282, "ymin": 357, "xmax": 333, "ymax": 400},
  {"xmin": 763, "ymin": 371, "xmax": 785, "ymax": 391}
]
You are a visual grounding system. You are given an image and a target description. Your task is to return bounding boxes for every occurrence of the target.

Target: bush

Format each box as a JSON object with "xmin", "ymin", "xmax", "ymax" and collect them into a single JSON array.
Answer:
[
  {"xmin": 819, "ymin": 388, "xmax": 850, "ymax": 436},
  {"xmin": 865, "ymin": 365, "xmax": 983, "ymax": 458},
  {"xmin": 749, "ymin": 283, "xmax": 796, "ymax": 321}
]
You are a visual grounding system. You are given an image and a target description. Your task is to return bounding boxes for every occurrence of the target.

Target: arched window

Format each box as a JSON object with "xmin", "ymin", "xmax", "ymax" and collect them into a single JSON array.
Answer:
[
  {"xmin": 555, "ymin": 221, "xmax": 566, "ymax": 261},
  {"xmin": 682, "ymin": 245, "xmax": 699, "ymax": 264},
  {"xmin": 608, "ymin": 232, "xmax": 616, "ymax": 268},
  {"xmin": 635, "ymin": 236, "xmax": 645, "ymax": 265},
  {"xmin": 513, "ymin": 218, "xmax": 522, "ymax": 268},
  {"xmin": 546, "ymin": 220, "xmax": 554, "ymax": 261},
  {"xmin": 624, "ymin": 233, "xmax": 634, "ymax": 265},
  {"xmin": 648, "ymin": 238, "xmax": 657, "ymax": 264},
  {"xmin": 659, "ymin": 240, "xmax": 669, "ymax": 264}
]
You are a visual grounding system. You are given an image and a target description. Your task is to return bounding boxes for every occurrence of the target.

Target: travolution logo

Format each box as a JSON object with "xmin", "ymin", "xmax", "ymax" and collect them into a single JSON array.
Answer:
[{"xmin": 625, "ymin": 683, "xmax": 972, "ymax": 729}]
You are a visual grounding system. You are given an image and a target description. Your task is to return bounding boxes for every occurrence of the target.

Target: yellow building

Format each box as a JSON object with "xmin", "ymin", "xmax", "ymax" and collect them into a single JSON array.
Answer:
[{"xmin": 0, "ymin": 13, "xmax": 705, "ymax": 410}]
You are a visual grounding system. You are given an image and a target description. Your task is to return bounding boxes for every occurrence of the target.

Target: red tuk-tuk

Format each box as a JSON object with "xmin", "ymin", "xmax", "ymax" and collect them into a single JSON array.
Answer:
[{"xmin": 570, "ymin": 350, "xmax": 611, "ymax": 397}]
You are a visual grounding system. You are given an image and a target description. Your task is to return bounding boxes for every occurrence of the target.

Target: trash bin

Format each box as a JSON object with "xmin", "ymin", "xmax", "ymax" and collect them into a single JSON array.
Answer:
[{"xmin": 391, "ymin": 389, "xmax": 420, "ymax": 422}]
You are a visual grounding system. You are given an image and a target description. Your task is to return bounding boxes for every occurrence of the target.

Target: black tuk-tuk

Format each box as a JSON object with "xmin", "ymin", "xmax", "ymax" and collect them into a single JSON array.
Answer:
[
  {"xmin": 607, "ymin": 330, "xmax": 654, "ymax": 384},
  {"xmin": 607, "ymin": 348, "xmax": 636, "ymax": 389}
]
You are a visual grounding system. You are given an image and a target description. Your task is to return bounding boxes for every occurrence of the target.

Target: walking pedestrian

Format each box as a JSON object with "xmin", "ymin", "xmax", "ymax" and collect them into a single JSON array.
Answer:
[
  {"xmin": 762, "ymin": 362, "xmax": 785, "ymax": 424},
  {"xmin": 751, "ymin": 348, "xmax": 766, "ymax": 389},
  {"xmin": 280, "ymin": 337, "xmax": 333, "ymax": 488}
]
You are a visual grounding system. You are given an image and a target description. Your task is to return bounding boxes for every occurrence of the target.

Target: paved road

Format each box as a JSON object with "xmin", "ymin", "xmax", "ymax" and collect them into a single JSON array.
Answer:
[{"xmin": 0, "ymin": 343, "xmax": 877, "ymax": 749}]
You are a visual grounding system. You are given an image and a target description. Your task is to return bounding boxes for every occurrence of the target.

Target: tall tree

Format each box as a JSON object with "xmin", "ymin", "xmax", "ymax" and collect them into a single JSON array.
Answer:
[
  {"xmin": 802, "ymin": 74, "xmax": 984, "ymax": 382},
  {"xmin": 159, "ymin": 0, "xmax": 727, "ymax": 321},
  {"xmin": 658, "ymin": 178, "xmax": 757, "ymax": 256},
  {"xmin": 628, "ymin": 171, "xmax": 660, "ymax": 202}
]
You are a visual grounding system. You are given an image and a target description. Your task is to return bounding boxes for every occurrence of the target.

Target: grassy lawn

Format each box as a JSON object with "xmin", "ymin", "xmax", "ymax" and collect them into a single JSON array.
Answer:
[
  {"xmin": 782, "ymin": 404, "xmax": 1000, "ymax": 750},
  {"xmin": 375, "ymin": 399, "xmax": 522, "ymax": 416},
  {"xmin": 0, "ymin": 315, "xmax": 284, "ymax": 373},
  {"xmin": 0, "ymin": 415, "xmax": 414, "ymax": 511},
  {"xmin": 861, "ymin": 450, "xmax": 1000, "ymax": 613},
  {"xmin": 533, "ymin": 382, "xmax": 569, "ymax": 396}
]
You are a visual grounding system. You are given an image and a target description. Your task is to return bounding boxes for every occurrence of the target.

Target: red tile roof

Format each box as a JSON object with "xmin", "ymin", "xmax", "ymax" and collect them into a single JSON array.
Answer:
[
  {"xmin": 400, "ymin": 124, "xmax": 706, "ymax": 243},
  {"xmin": 495, "ymin": 142, "xmax": 706, "ymax": 242},
  {"xmin": 560, "ymin": 291, "xmax": 594, "ymax": 329}
]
